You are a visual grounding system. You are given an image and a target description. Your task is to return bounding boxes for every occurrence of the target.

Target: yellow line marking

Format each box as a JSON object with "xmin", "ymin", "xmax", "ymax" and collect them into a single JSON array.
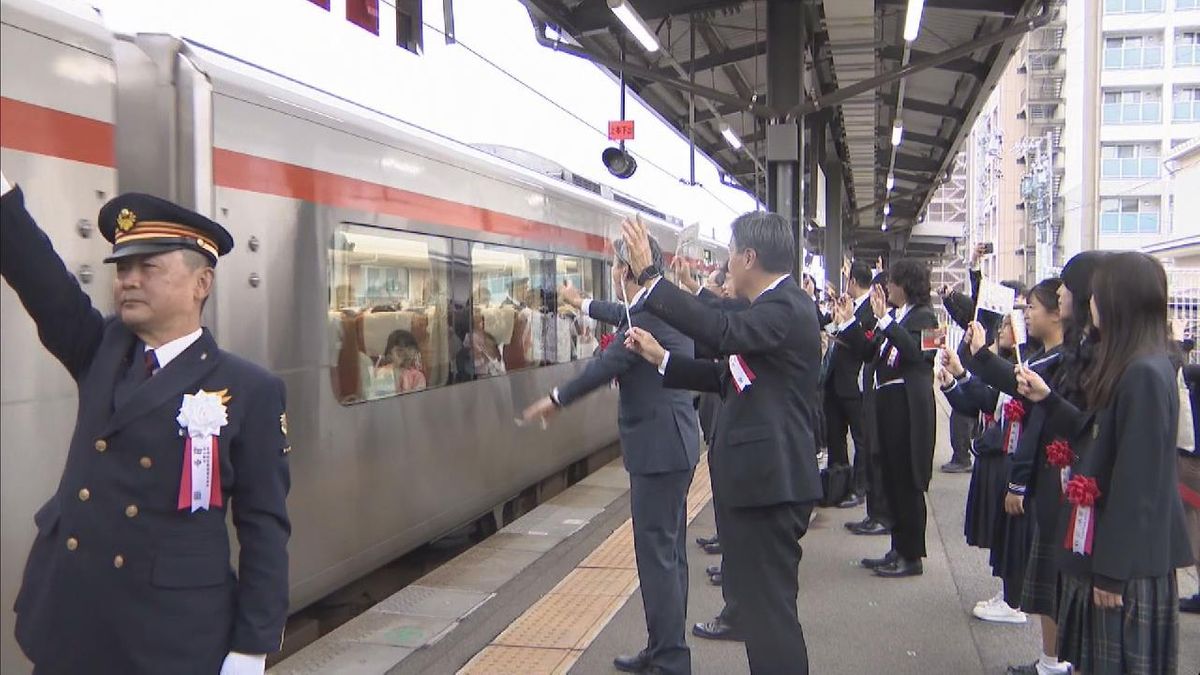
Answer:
[{"xmin": 458, "ymin": 455, "xmax": 712, "ymax": 675}]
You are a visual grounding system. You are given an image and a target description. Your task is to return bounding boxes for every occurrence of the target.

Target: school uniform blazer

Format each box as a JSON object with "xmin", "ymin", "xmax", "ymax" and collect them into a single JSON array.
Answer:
[
  {"xmin": 645, "ymin": 277, "xmax": 823, "ymax": 508},
  {"xmin": 941, "ymin": 373, "xmax": 1004, "ymax": 456},
  {"xmin": 840, "ymin": 304, "xmax": 938, "ymax": 489},
  {"xmin": 1042, "ymin": 354, "xmax": 1193, "ymax": 590},
  {"xmin": 557, "ymin": 299, "xmax": 700, "ymax": 476},
  {"xmin": 1, "ymin": 187, "xmax": 290, "ymax": 673},
  {"xmin": 964, "ymin": 345, "xmax": 1063, "ymax": 500}
]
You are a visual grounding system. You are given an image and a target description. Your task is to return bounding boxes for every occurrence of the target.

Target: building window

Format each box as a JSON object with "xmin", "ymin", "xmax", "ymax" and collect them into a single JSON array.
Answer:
[
  {"xmin": 1101, "ymin": 142, "xmax": 1161, "ymax": 178},
  {"xmin": 395, "ymin": 0, "xmax": 423, "ymax": 55},
  {"xmin": 1104, "ymin": 34, "xmax": 1164, "ymax": 69},
  {"xmin": 1102, "ymin": 88, "xmax": 1162, "ymax": 124},
  {"xmin": 1100, "ymin": 197, "xmax": 1161, "ymax": 234},
  {"xmin": 329, "ymin": 226, "xmax": 456, "ymax": 403},
  {"xmin": 1178, "ymin": 31, "xmax": 1200, "ymax": 66},
  {"xmin": 1105, "ymin": 0, "xmax": 1163, "ymax": 12},
  {"xmin": 1179, "ymin": 0, "xmax": 1199, "ymax": 10},
  {"xmin": 346, "ymin": 0, "xmax": 380, "ymax": 35},
  {"xmin": 1174, "ymin": 86, "xmax": 1200, "ymax": 121}
]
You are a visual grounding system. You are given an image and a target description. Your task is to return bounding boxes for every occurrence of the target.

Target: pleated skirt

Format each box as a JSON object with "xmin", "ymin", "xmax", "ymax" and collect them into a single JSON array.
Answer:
[
  {"xmin": 964, "ymin": 452, "xmax": 1006, "ymax": 549},
  {"xmin": 1056, "ymin": 572, "xmax": 1180, "ymax": 675}
]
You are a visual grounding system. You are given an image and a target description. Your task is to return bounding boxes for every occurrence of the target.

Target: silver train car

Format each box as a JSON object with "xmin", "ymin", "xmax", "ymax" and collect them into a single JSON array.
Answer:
[{"xmin": 0, "ymin": 0, "xmax": 727, "ymax": 670}]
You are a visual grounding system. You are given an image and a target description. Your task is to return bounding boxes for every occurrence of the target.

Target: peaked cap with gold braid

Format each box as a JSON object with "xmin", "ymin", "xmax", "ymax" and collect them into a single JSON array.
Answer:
[{"xmin": 98, "ymin": 193, "xmax": 233, "ymax": 265}]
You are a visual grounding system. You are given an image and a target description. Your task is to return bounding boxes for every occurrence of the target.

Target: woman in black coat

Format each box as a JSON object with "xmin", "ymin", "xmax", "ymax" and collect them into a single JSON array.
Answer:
[{"xmin": 1019, "ymin": 252, "xmax": 1193, "ymax": 675}]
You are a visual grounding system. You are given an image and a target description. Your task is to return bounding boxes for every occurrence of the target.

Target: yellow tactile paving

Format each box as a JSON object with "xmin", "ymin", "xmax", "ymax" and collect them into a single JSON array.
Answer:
[
  {"xmin": 459, "ymin": 645, "xmax": 571, "ymax": 674},
  {"xmin": 493, "ymin": 592, "xmax": 619, "ymax": 649},
  {"xmin": 456, "ymin": 456, "xmax": 712, "ymax": 675}
]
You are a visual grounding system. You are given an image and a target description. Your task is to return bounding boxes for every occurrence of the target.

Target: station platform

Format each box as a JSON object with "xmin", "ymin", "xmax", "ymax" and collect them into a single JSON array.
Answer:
[{"xmin": 274, "ymin": 406, "xmax": 1200, "ymax": 675}]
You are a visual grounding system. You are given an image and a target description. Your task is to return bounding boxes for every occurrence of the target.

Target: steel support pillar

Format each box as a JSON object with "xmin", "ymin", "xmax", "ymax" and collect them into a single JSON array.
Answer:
[
  {"xmin": 764, "ymin": 0, "xmax": 805, "ymax": 279},
  {"xmin": 824, "ymin": 156, "xmax": 844, "ymax": 293}
]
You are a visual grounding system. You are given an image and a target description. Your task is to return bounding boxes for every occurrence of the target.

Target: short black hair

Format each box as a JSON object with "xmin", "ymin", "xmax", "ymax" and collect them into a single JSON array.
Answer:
[
  {"xmin": 729, "ymin": 211, "xmax": 795, "ymax": 274},
  {"xmin": 888, "ymin": 258, "xmax": 932, "ymax": 306},
  {"xmin": 849, "ymin": 261, "xmax": 872, "ymax": 289},
  {"xmin": 871, "ymin": 271, "xmax": 888, "ymax": 287}
]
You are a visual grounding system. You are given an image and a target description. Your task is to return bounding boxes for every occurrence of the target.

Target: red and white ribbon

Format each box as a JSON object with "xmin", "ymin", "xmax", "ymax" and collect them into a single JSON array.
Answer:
[
  {"xmin": 728, "ymin": 354, "xmax": 756, "ymax": 393},
  {"xmin": 1066, "ymin": 504, "xmax": 1094, "ymax": 555},
  {"xmin": 176, "ymin": 391, "xmax": 228, "ymax": 512}
]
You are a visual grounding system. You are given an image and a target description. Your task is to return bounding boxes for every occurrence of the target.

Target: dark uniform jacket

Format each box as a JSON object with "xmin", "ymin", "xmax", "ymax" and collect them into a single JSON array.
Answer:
[
  {"xmin": 1041, "ymin": 354, "xmax": 1193, "ymax": 591},
  {"xmin": 1, "ymin": 188, "xmax": 290, "ymax": 674},
  {"xmin": 823, "ymin": 295, "xmax": 876, "ymax": 398},
  {"xmin": 841, "ymin": 304, "xmax": 938, "ymax": 490},
  {"xmin": 560, "ymin": 298, "xmax": 700, "ymax": 475},
  {"xmin": 645, "ymin": 277, "xmax": 824, "ymax": 509}
]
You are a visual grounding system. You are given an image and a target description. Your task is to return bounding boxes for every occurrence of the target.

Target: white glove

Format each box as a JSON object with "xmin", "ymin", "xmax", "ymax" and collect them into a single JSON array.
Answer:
[
  {"xmin": 219, "ymin": 652, "xmax": 266, "ymax": 675},
  {"xmin": 1, "ymin": 171, "xmax": 11, "ymax": 195}
]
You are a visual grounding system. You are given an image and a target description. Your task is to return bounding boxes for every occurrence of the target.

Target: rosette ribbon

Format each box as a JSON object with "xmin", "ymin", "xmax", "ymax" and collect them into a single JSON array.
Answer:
[
  {"xmin": 1045, "ymin": 438, "xmax": 1074, "ymax": 493},
  {"xmin": 1063, "ymin": 475, "xmax": 1101, "ymax": 555},
  {"xmin": 1002, "ymin": 399, "xmax": 1025, "ymax": 455},
  {"xmin": 176, "ymin": 391, "xmax": 228, "ymax": 512}
]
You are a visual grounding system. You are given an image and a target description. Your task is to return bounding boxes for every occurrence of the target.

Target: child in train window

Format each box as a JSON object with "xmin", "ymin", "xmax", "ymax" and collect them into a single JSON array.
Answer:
[{"xmin": 371, "ymin": 329, "xmax": 427, "ymax": 397}]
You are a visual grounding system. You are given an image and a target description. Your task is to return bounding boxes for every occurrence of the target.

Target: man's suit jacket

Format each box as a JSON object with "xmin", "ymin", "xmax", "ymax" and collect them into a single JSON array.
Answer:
[
  {"xmin": 824, "ymin": 295, "xmax": 876, "ymax": 398},
  {"xmin": 1, "ymin": 187, "xmax": 290, "ymax": 674},
  {"xmin": 558, "ymin": 299, "xmax": 700, "ymax": 475},
  {"xmin": 841, "ymin": 304, "xmax": 938, "ymax": 490},
  {"xmin": 643, "ymin": 277, "xmax": 823, "ymax": 509}
]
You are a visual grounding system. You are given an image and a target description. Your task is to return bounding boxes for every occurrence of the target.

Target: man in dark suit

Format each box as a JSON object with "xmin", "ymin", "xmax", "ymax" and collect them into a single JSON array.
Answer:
[
  {"xmin": 621, "ymin": 212, "xmax": 823, "ymax": 674},
  {"xmin": 836, "ymin": 259, "xmax": 938, "ymax": 577},
  {"xmin": 822, "ymin": 261, "xmax": 876, "ymax": 510},
  {"xmin": 523, "ymin": 236, "xmax": 700, "ymax": 675},
  {"xmin": 0, "ymin": 174, "xmax": 290, "ymax": 674}
]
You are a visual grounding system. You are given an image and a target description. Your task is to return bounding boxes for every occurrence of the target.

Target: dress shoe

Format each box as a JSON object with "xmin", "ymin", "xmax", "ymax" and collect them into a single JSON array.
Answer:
[
  {"xmin": 709, "ymin": 572, "xmax": 722, "ymax": 586},
  {"xmin": 850, "ymin": 518, "xmax": 889, "ymax": 535},
  {"xmin": 844, "ymin": 516, "xmax": 871, "ymax": 531},
  {"xmin": 613, "ymin": 651, "xmax": 651, "ymax": 673},
  {"xmin": 941, "ymin": 460, "xmax": 973, "ymax": 474},
  {"xmin": 706, "ymin": 564, "xmax": 721, "ymax": 576},
  {"xmin": 692, "ymin": 616, "xmax": 743, "ymax": 641},
  {"xmin": 873, "ymin": 557, "xmax": 923, "ymax": 577},
  {"xmin": 701, "ymin": 541, "xmax": 722, "ymax": 555},
  {"xmin": 836, "ymin": 492, "xmax": 864, "ymax": 508},
  {"xmin": 1180, "ymin": 594, "xmax": 1200, "ymax": 614},
  {"xmin": 860, "ymin": 550, "xmax": 899, "ymax": 569},
  {"xmin": 695, "ymin": 534, "xmax": 719, "ymax": 548}
]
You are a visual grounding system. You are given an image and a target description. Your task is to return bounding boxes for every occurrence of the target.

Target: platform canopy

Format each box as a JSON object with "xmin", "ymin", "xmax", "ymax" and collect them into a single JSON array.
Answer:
[{"xmin": 517, "ymin": 0, "xmax": 1049, "ymax": 262}]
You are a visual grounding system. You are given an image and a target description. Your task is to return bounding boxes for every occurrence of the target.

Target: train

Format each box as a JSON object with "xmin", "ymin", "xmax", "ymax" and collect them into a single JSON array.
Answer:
[{"xmin": 0, "ymin": 0, "xmax": 727, "ymax": 669}]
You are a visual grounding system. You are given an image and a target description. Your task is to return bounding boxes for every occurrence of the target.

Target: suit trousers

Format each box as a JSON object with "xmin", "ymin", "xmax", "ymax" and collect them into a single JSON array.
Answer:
[
  {"xmin": 630, "ymin": 468, "xmax": 695, "ymax": 675},
  {"xmin": 875, "ymin": 386, "xmax": 928, "ymax": 560},
  {"xmin": 824, "ymin": 390, "xmax": 869, "ymax": 494},
  {"xmin": 949, "ymin": 410, "xmax": 977, "ymax": 465},
  {"xmin": 721, "ymin": 500, "xmax": 814, "ymax": 674},
  {"xmin": 861, "ymin": 389, "xmax": 893, "ymax": 528}
]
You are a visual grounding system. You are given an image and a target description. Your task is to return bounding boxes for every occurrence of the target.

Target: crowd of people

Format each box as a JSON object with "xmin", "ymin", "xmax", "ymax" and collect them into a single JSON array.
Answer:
[
  {"xmin": 523, "ymin": 215, "xmax": 1197, "ymax": 675},
  {"xmin": 1, "ymin": 157, "xmax": 1195, "ymax": 675}
]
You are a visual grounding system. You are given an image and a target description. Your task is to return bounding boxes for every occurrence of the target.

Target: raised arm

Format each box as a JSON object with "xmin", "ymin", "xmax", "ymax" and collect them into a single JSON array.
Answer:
[
  {"xmin": 662, "ymin": 352, "xmax": 724, "ymax": 393},
  {"xmin": 228, "ymin": 376, "xmax": 291, "ymax": 656},
  {"xmin": 965, "ymin": 347, "xmax": 1019, "ymax": 397},
  {"xmin": 556, "ymin": 329, "xmax": 643, "ymax": 405},
  {"xmin": 582, "ymin": 299, "xmax": 627, "ymax": 327},
  {"xmin": 642, "ymin": 277, "xmax": 794, "ymax": 356},
  {"xmin": 0, "ymin": 186, "xmax": 105, "ymax": 379},
  {"xmin": 879, "ymin": 306, "xmax": 937, "ymax": 365}
]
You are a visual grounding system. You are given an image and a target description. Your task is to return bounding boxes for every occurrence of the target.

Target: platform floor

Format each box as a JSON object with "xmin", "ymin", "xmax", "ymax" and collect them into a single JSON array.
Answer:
[{"xmin": 276, "ymin": 403, "xmax": 1200, "ymax": 674}]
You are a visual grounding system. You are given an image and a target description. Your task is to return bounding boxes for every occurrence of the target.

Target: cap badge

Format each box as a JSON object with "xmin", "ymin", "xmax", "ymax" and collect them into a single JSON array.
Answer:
[{"xmin": 117, "ymin": 208, "xmax": 137, "ymax": 232}]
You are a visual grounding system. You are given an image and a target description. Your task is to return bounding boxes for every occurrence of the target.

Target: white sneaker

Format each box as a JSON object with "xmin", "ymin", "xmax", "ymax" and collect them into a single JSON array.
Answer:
[
  {"xmin": 974, "ymin": 591, "xmax": 1004, "ymax": 610},
  {"xmin": 973, "ymin": 600, "xmax": 1028, "ymax": 624}
]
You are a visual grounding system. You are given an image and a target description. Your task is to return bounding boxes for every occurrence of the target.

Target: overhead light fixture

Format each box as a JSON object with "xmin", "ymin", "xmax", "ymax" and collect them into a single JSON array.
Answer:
[
  {"xmin": 882, "ymin": 222, "xmax": 889, "ymax": 231},
  {"xmin": 608, "ymin": 0, "xmax": 660, "ymax": 53},
  {"xmin": 720, "ymin": 123, "xmax": 743, "ymax": 150},
  {"xmin": 903, "ymin": 0, "xmax": 926, "ymax": 42},
  {"xmin": 891, "ymin": 121, "xmax": 904, "ymax": 147},
  {"xmin": 602, "ymin": 146, "xmax": 637, "ymax": 179},
  {"xmin": 883, "ymin": 203, "xmax": 892, "ymax": 215},
  {"xmin": 886, "ymin": 173, "xmax": 895, "ymax": 190}
]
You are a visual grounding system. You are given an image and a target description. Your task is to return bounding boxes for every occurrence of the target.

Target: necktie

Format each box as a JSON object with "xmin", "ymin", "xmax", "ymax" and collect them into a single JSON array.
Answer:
[{"xmin": 145, "ymin": 349, "xmax": 159, "ymax": 378}]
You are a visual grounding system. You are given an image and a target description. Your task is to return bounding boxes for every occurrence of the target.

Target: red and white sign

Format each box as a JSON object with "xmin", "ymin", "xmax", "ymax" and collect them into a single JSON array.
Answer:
[{"xmin": 608, "ymin": 120, "xmax": 635, "ymax": 141}]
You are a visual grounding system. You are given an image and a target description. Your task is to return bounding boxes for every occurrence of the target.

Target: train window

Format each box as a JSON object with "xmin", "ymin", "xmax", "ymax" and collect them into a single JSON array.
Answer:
[
  {"xmin": 556, "ymin": 255, "xmax": 600, "ymax": 360},
  {"xmin": 469, "ymin": 243, "xmax": 563, "ymax": 376},
  {"xmin": 329, "ymin": 225, "xmax": 455, "ymax": 404}
]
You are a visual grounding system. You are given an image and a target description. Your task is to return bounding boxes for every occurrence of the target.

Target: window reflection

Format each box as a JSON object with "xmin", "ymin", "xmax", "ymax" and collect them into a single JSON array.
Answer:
[
  {"xmin": 557, "ymin": 255, "xmax": 599, "ymax": 360},
  {"xmin": 329, "ymin": 226, "xmax": 452, "ymax": 403}
]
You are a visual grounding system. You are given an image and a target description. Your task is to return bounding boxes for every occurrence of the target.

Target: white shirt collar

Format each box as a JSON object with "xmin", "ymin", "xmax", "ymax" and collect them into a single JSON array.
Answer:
[
  {"xmin": 754, "ymin": 274, "xmax": 791, "ymax": 302},
  {"xmin": 145, "ymin": 328, "xmax": 203, "ymax": 369},
  {"xmin": 628, "ymin": 285, "xmax": 649, "ymax": 309},
  {"xmin": 893, "ymin": 304, "xmax": 913, "ymax": 322},
  {"xmin": 852, "ymin": 291, "xmax": 870, "ymax": 310}
]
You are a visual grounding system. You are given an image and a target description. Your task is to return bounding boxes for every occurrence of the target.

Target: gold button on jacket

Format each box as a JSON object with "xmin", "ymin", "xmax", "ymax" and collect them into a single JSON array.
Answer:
[
  {"xmin": 113, "ymin": 555, "xmax": 124, "ymax": 569},
  {"xmin": 78, "ymin": 488, "xmax": 90, "ymax": 501},
  {"xmin": 94, "ymin": 439, "xmax": 107, "ymax": 452},
  {"xmin": 125, "ymin": 505, "xmax": 139, "ymax": 518},
  {"xmin": 65, "ymin": 537, "xmax": 78, "ymax": 551},
  {"xmin": 139, "ymin": 456, "xmax": 152, "ymax": 469}
]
